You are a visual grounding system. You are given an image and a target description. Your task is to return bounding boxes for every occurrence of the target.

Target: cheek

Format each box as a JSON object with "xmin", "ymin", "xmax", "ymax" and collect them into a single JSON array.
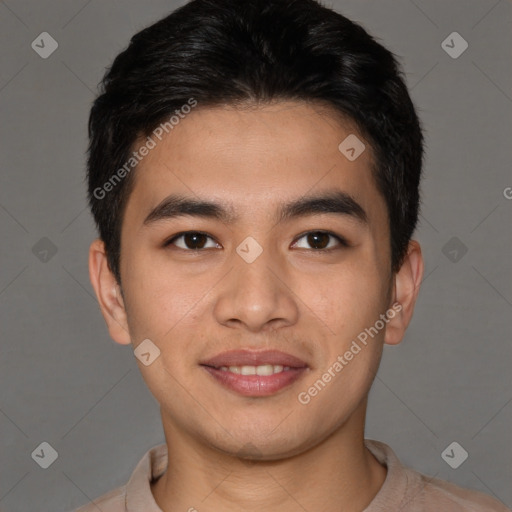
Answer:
[
  {"xmin": 309, "ymin": 265, "xmax": 389, "ymax": 387},
  {"xmin": 312, "ymin": 263, "xmax": 385, "ymax": 326},
  {"xmin": 295, "ymin": 341, "xmax": 382, "ymax": 438},
  {"xmin": 121, "ymin": 249, "xmax": 199, "ymax": 337}
]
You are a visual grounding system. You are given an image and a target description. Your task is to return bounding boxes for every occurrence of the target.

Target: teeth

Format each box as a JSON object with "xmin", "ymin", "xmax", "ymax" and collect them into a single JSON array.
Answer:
[
  {"xmin": 219, "ymin": 364, "xmax": 287, "ymax": 375},
  {"xmin": 256, "ymin": 364, "xmax": 276, "ymax": 376},
  {"xmin": 241, "ymin": 365, "xmax": 256, "ymax": 375}
]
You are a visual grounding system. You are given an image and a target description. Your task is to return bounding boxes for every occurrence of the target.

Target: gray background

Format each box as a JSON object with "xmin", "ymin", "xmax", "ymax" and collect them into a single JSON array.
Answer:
[{"xmin": 0, "ymin": 0, "xmax": 511, "ymax": 511}]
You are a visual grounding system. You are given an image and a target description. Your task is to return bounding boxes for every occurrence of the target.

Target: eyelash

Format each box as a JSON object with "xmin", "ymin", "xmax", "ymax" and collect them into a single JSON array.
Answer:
[{"xmin": 163, "ymin": 230, "xmax": 349, "ymax": 252}]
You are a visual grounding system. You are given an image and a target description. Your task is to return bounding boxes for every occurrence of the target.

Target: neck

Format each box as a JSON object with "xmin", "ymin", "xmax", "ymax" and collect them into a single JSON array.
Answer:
[{"xmin": 151, "ymin": 401, "xmax": 386, "ymax": 512}]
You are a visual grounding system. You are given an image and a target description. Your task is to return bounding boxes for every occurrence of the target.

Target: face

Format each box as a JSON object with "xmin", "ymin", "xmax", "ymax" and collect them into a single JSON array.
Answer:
[{"xmin": 91, "ymin": 101, "xmax": 419, "ymax": 460}]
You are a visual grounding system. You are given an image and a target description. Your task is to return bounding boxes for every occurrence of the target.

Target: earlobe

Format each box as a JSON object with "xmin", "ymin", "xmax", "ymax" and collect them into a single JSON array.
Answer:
[
  {"xmin": 384, "ymin": 240, "xmax": 424, "ymax": 346},
  {"xmin": 88, "ymin": 239, "xmax": 132, "ymax": 346}
]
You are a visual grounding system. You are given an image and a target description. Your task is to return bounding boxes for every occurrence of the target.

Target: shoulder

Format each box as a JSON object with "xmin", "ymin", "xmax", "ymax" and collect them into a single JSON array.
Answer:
[
  {"xmin": 73, "ymin": 485, "xmax": 126, "ymax": 512},
  {"xmin": 364, "ymin": 440, "xmax": 510, "ymax": 512},
  {"xmin": 417, "ymin": 473, "xmax": 511, "ymax": 512}
]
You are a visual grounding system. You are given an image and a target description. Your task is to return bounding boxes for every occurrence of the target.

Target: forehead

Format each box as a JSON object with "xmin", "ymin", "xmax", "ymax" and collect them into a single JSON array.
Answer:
[{"xmin": 124, "ymin": 101, "xmax": 385, "ymax": 226}]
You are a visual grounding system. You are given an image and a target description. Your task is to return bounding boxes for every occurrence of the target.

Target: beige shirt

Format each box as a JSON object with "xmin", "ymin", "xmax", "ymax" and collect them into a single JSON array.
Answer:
[{"xmin": 74, "ymin": 439, "xmax": 510, "ymax": 511}]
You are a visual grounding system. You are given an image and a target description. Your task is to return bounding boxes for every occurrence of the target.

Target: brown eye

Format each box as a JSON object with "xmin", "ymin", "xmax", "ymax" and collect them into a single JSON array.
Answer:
[
  {"xmin": 165, "ymin": 231, "xmax": 219, "ymax": 250},
  {"xmin": 307, "ymin": 232, "xmax": 330, "ymax": 249},
  {"xmin": 293, "ymin": 231, "xmax": 348, "ymax": 250}
]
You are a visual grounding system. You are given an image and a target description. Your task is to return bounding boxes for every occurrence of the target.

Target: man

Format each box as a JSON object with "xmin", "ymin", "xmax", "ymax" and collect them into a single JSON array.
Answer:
[{"xmin": 77, "ymin": 0, "xmax": 510, "ymax": 510}]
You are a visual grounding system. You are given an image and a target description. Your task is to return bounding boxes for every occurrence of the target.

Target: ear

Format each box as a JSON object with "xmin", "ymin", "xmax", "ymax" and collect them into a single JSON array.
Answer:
[
  {"xmin": 88, "ymin": 238, "xmax": 131, "ymax": 345},
  {"xmin": 384, "ymin": 240, "xmax": 424, "ymax": 346}
]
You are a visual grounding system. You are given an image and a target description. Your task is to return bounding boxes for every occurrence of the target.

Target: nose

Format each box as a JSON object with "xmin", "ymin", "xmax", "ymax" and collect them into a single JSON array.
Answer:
[{"xmin": 212, "ymin": 245, "xmax": 299, "ymax": 333}]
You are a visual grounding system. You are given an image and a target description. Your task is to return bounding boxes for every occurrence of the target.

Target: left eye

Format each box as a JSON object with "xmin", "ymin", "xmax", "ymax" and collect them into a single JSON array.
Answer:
[{"xmin": 292, "ymin": 231, "xmax": 347, "ymax": 250}]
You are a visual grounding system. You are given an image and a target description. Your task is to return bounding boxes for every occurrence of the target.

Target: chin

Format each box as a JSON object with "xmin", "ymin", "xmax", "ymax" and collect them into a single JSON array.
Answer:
[{"xmin": 201, "ymin": 416, "xmax": 321, "ymax": 461}]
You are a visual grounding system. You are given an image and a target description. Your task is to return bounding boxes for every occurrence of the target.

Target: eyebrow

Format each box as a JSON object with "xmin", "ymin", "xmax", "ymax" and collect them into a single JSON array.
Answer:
[{"xmin": 143, "ymin": 190, "xmax": 368, "ymax": 227}]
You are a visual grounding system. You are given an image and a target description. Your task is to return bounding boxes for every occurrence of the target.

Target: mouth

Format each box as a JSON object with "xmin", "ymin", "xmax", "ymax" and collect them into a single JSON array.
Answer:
[{"xmin": 200, "ymin": 349, "xmax": 309, "ymax": 397}]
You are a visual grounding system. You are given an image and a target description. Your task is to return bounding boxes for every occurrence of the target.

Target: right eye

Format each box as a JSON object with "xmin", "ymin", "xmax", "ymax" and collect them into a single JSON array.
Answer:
[{"xmin": 164, "ymin": 231, "xmax": 221, "ymax": 250}]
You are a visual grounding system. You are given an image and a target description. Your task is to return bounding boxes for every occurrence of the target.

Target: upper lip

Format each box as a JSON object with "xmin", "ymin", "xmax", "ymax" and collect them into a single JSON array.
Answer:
[{"xmin": 201, "ymin": 349, "xmax": 308, "ymax": 368}]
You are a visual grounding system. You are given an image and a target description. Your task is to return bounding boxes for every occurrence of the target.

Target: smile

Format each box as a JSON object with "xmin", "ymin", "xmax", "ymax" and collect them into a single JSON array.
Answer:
[
  {"xmin": 200, "ymin": 349, "xmax": 309, "ymax": 396},
  {"xmin": 216, "ymin": 364, "xmax": 290, "ymax": 375}
]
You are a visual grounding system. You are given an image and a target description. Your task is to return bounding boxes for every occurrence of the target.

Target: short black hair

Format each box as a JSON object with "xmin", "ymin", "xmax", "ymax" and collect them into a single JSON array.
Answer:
[{"xmin": 87, "ymin": 0, "xmax": 424, "ymax": 285}]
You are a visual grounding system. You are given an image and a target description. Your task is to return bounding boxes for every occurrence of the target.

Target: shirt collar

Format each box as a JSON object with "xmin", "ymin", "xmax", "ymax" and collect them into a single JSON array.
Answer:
[
  {"xmin": 363, "ymin": 439, "xmax": 410, "ymax": 511},
  {"xmin": 123, "ymin": 439, "xmax": 405, "ymax": 511},
  {"xmin": 126, "ymin": 443, "xmax": 167, "ymax": 511}
]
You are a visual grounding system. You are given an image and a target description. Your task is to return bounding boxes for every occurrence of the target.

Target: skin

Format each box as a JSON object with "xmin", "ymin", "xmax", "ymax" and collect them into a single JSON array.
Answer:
[{"xmin": 89, "ymin": 101, "xmax": 423, "ymax": 512}]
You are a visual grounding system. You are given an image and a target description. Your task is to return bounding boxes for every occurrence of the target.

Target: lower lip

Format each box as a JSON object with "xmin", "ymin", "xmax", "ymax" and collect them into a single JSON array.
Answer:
[{"xmin": 201, "ymin": 366, "xmax": 308, "ymax": 396}]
